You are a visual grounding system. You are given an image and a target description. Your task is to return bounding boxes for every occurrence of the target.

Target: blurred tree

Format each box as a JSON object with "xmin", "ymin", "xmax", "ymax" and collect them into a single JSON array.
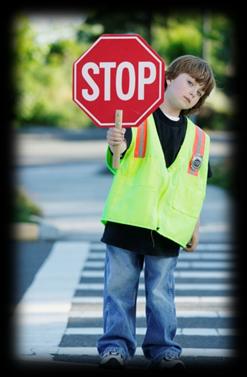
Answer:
[
  {"xmin": 151, "ymin": 11, "xmax": 235, "ymax": 130},
  {"xmin": 201, "ymin": 11, "xmax": 211, "ymax": 61},
  {"xmin": 152, "ymin": 14, "xmax": 202, "ymax": 63},
  {"xmin": 13, "ymin": 15, "xmax": 91, "ymax": 128},
  {"xmin": 82, "ymin": 9, "xmax": 154, "ymax": 43},
  {"xmin": 46, "ymin": 40, "xmax": 67, "ymax": 64},
  {"xmin": 208, "ymin": 15, "xmax": 235, "ymax": 95},
  {"xmin": 76, "ymin": 22, "xmax": 104, "ymax": 44},
  {"xmin": 12, "ymin": 15, "xmax": 46, "ymax": 127}
]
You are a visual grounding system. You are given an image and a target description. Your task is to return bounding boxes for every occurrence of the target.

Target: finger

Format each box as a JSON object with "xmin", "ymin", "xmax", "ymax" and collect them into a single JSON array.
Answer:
[
  {"xmin": 185, "ymin": 247, "xmax": 194, "ymax": 252},
  {"xmin": 184, "ymin": 248, "xmax": 194, "ymax": 253},
  {"xmin": 108, "ymin": 137, "xmax": 123, "ymax": 146},
  {"xmin": 110, "ymin": 134, "xmax": 125, "ymax": 143},
  {"xmin": 108, "ymin": 135, "xmax": 124, "ymax": 143},
  {"xmin": 108, "ymin": 134, "xmax": 123, "ymax": 142},
  {"xmin": 110, "ymin": 141, "xmax": 122, "ymax": 146},
  {"xmin": 184, "ymin": 242, "xmax": 194, "ymax": 252}
]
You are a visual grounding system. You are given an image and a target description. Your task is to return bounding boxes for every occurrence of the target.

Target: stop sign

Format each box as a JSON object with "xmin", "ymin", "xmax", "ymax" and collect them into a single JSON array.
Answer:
[{"xmin": 73, "ymin": 34, "xmax": 165, "ymax": 127}]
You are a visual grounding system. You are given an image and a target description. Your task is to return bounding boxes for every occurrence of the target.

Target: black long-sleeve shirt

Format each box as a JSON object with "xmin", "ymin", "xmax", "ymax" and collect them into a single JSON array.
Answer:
[{"xmin": 101, "ymin": 108, "xmax": 212, "ymax": 256}]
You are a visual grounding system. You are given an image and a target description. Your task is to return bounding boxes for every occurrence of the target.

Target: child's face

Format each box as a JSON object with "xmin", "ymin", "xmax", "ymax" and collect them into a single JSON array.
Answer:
[{"xmin": 165, "ymin": 73, "xmax": 205, "ymax": 112}]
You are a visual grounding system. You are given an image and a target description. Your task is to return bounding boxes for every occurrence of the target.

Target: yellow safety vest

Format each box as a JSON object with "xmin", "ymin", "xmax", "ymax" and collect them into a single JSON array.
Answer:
[{"xmin": 101, "ymin": 114, "xmax": 210, "ymax": 248}]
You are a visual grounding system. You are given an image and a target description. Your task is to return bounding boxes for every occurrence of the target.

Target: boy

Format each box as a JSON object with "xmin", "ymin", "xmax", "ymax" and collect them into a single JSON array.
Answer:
[{"xmin": 96, "ymin": 55, "xmax": 215, "ymax": 369}]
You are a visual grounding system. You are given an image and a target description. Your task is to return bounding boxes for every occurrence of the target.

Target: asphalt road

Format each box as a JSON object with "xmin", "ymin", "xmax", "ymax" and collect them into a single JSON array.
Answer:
[{"xmin": 11, "ymin": 240, "xmax": 54, "ymax": 306}]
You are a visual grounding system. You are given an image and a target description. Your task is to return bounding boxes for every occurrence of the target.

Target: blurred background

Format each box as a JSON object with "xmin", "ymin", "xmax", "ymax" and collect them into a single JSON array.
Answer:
[{"xmin": 10, "ymin": 8, "xmax": 236, "ymax": 224}]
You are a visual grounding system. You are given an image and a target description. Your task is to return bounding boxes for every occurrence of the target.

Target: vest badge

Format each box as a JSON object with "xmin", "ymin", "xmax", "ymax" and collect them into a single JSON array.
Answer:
[{"xmin": 191, "ymin": 154, "xmax": 203, "ymax": 172}]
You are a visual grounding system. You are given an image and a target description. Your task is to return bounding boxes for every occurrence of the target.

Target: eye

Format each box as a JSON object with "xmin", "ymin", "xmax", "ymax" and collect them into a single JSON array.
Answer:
[{"xmin": 187, "ymin": 80, "xmax": 193, "ymax": 86}]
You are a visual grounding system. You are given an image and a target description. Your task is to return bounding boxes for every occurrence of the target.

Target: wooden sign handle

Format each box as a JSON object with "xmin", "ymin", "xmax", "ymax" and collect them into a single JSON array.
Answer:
[{"xmin": 112, "ymin": 109, "xmax": 123, "ymax": 169}]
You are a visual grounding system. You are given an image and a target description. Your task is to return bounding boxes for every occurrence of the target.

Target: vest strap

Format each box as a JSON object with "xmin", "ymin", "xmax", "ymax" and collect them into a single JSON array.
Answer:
[
  {"xmin": 188, "ymin": 126, "xmax": 206, "ymax": 176},
  {"xmin": 134, "ymin": 119, "xmax": 147, "ymax": 158}
]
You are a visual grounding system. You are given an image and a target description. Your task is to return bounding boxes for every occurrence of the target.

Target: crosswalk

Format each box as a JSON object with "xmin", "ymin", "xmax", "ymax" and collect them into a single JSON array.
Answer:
[
  {"xmin": 13, "ymin": 240, "xmax": 239, "ymax": 368},
  {"xmin": 54, "ymin": 241, "xmax": 239, "ymax": 367}
]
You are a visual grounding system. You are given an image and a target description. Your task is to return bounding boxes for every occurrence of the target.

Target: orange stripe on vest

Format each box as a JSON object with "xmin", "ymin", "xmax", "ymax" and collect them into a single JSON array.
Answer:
[
  {"xmin": 188, "ymin": 126, "xmax": 206, "ymax": 176},
  {"xmin": 134, "ymin": 119, "xmax": 147, "ymax": 158}
]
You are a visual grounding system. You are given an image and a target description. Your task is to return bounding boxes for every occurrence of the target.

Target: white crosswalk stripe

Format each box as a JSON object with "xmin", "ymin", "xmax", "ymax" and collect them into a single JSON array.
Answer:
[
  {"xmin": 68, "ymin": 310, "xmax": 235, "ymax": 318},
  {"xmin": 77, "ymin": 282, "xmax": 235, "ymax": 291},
  {"xmin": 84, "ymin": 259, "xmax": 234, "ymax": 269},
  {"xmin": 81, "ymin": 269, "xmax": 233, "ymax": 278},
  {"xmin": 71, "ymin": 296, "xmax": 234, "ymax": 304}
]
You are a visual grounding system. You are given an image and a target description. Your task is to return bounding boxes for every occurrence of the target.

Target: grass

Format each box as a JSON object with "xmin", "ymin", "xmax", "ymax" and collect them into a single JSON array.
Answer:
[{"xmin": 12, "ymin": 187, "xmax": 43, "ymax": 223}]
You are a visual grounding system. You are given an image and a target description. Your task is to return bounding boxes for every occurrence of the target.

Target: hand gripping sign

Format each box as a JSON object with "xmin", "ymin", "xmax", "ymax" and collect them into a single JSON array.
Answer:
[{"xmin": 73, "ymin": 34, "xmax": 165, "ymax": 168}]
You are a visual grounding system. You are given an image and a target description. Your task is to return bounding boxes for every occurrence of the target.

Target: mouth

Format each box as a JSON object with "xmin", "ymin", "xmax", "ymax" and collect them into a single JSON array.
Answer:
[{"xmin": 183, "ymin": 96, "xmax": 191, "ymax": 104}]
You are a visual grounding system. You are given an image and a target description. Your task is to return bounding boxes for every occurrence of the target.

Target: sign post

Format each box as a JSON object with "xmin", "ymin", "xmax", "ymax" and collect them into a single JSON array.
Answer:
[
  {"xmin": 113, "ymin": 110, "xmax": 123, "ymax": 169},
  {"xmin": 73, "ymin": 33, "xmax": 165, "ymax": 168}
]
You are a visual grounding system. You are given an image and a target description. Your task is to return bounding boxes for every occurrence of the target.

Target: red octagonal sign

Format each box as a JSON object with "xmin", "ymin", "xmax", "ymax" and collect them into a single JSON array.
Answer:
[{"xmin": 73, "ymin": 34, "xmax": 165, "ymax": 127}]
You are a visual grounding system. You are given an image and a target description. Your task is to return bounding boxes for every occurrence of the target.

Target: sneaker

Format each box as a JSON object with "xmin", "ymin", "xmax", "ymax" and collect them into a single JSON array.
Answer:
[
  {"xmin": 99, "ymin": 351, "xmax": 125, "ymax": 369},
  {"xmin": 149, "ymin": 358, "xmax": 185, "ymax": 370}
]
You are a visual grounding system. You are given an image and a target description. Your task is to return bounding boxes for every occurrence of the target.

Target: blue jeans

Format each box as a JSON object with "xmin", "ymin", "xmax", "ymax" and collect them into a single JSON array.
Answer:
[{"xmin": 96, "ymin": 244, "xmax": 182, "ymax": 361}]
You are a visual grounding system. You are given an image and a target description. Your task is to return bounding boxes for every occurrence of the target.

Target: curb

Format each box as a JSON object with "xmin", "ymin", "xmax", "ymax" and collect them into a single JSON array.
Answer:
[{"xmin": 11, "ymin": 217, "xmax": 61, "ymax": 241}]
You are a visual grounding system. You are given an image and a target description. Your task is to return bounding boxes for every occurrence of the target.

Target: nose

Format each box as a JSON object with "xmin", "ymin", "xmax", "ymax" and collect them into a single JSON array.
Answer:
[{"xmin": 189, "ymin": 88, "xmax": 196, "ymax": 98}]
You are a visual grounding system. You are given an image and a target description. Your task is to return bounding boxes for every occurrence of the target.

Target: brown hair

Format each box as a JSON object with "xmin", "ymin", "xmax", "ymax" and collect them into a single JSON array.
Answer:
[{"xmin": 165, "ymin": 55, "xmax": 216, "ymax": 115}]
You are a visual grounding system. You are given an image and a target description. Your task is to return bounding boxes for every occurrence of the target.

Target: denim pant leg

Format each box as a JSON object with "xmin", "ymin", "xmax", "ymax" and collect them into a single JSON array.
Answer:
[
  {"xmin": 97, "ymin": 244, "xmax": 144, "ymax": 360},
  {"xmin": 142, "ymin": 255, "xmax": 182, "ymax": 361}
]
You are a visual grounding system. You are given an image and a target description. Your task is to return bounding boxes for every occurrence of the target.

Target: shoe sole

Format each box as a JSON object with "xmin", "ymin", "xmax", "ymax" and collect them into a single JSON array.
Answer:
[{"xmin": 100, "ymin": 359, "xmax": 125, "ymax": 369}]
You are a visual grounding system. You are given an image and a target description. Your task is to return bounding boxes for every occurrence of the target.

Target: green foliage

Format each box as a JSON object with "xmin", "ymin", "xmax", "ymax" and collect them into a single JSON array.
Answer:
[
  {"xmin": 207, "ymin": 15, "xmax": 234, "ymax": 95},
  {"xmin": 196, "ymin": 88, "xmax": 235, "ymax": 130},
  {"xmin": 83, "ymin": 10, "xmax": 153, "ymax": 42},
  {"xmin": 13, "ymin": 15, "xmax": 92, "ymax": 128},
  {"xmin": 13, "ymin": 188, "xmax": 43, "ymax": 223},
  {"xmin": 209, "ymin": 160, "xmax": 235, "ymax": 196},
  {"xmin": 153, "ymin": 17, "xmax": 202, "ymax": 62}
]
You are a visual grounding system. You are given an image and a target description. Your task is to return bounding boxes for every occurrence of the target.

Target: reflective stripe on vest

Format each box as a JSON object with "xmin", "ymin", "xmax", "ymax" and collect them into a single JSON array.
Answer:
[
  {"xmin": 134, "ymin": 119, "xmax": 147, "ymax": 158},
  {"xmin": 188, "ymin": 125, "xmax": 206, "ymax": 176}
]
